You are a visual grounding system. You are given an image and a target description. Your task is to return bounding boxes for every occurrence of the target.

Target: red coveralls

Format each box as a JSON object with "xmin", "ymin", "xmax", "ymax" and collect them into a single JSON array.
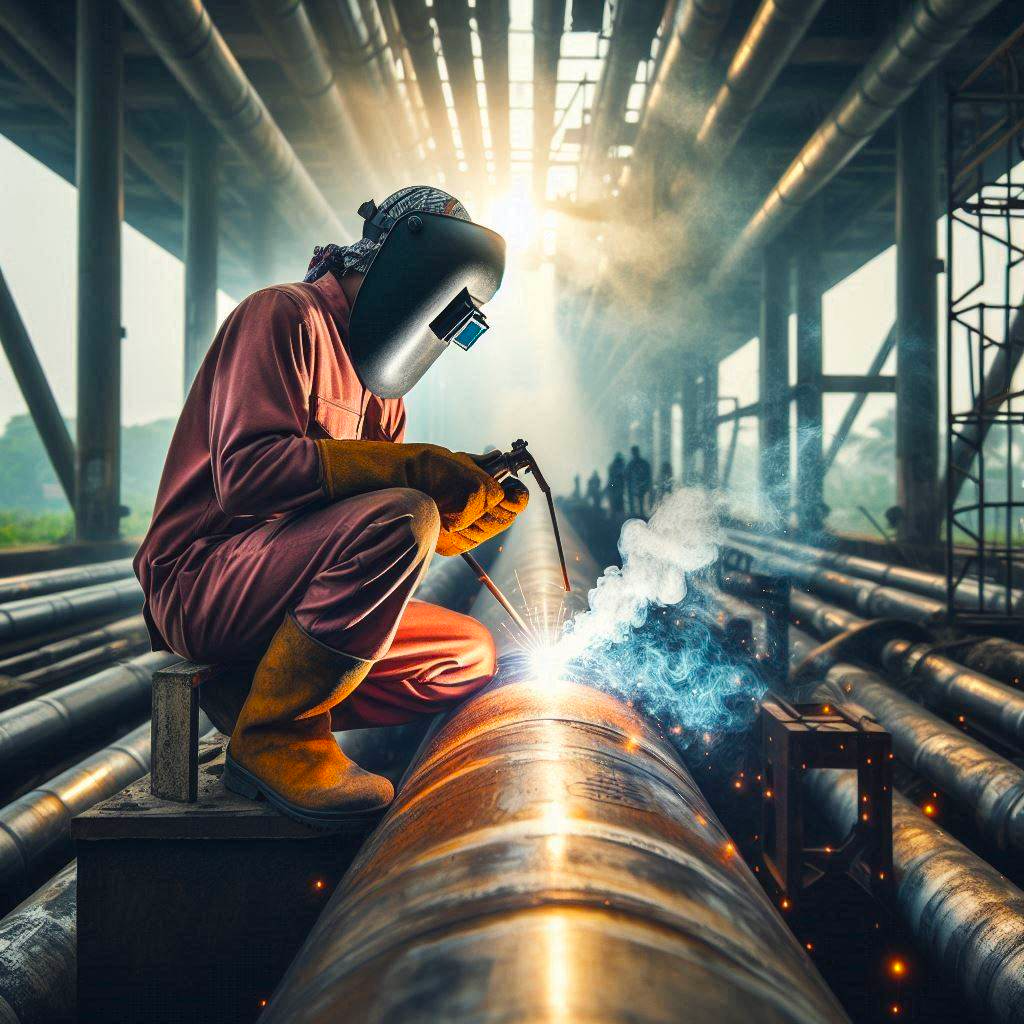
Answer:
[{"xmin": 133, "ymin": 272, "xmax": 495, "ymax": 729}]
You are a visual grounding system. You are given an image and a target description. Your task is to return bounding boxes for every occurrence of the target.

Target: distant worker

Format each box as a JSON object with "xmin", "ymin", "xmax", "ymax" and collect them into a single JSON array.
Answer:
[
  {"xmin": 607, "ymin": 453, "xmax": 626, "ymax": 515},
  {"xmin": 572, "ymin": 474, "xmax": 583, "ymax": 502},
  {"xmin": 659, "ymin": 460, "xmax": 674, "ymax": 499},
  {"xmin": 626, "ymin": 446, "xmax": 652, "ymax": 516},
  {"xmin": 586, "ymin": 470, "xmax": 603, "ymax": 510},
  {"xmin": 134, "ymin": 187, "xmax": 527, "ymax": 828}
]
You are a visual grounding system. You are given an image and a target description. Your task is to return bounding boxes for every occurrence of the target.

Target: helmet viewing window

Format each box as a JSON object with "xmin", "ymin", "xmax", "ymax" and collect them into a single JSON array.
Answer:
[{"xmin": 430, "ymin": 287, "xmax": 490, "ymax": 350}]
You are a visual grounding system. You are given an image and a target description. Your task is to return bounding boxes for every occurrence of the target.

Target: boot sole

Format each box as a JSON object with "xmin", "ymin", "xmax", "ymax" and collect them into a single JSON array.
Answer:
[{"xmin": 222, "ymin": 753, "xmax": 389, "ymax": 832}]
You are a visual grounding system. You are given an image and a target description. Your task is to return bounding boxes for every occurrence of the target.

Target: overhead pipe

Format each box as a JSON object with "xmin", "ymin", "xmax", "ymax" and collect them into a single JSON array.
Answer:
[
  {"xmin": 246, "ymin": 0, "xmax": 378, "ymax": 193},
  {"xmin": 264, "ymin": 507, "xmax": 848, "ymax": 1024},
  {"xmin": 0, "ymin": 722, "xmax": 150, "ymax": 902},
  {"xmin": 392, "ymin": 0, "xmax": 462, "ymax": 178},
  {"xmin": 807, "ymin": 771, "xmax": 1024, "ymax": 1024},
  {"xmin": 475, "ymin": 0, "xmax": 511, "ymax": 187},
  {"xmin": 578, "ymin": 0, "xmax": 662, "ymax": 201},
  {"xmin": 118, "ymin": 0, "xmax": 348, "ymax": 241},
  {"xmin": 0, "ymin": 861, "xmax": 77, "ymax": 1024},
  {"xmin": 629, "ymin": 0, "xmax": 733, "ymax": 173},
  {"xmin": 532, "ymin": 0, "xmax": 567, "ymax": 204},
  {"xmin": 0, "ymin": 578, "xmax": 143, "ymax": 649},
  {"xmin": 789, "ymin": 588, "xmax": 1024, "ymax": 751},
  {"xmin": 0, "ymin": 651, "xmax": 173, "ymax": 784},
  {"xmin": 433, "ymin": 0, "xmax": 487, "ymax": 180},
  {"xmin": 0, "ymin": 558, "xmax": 135, "ymax": 606},
  {"xmin": 713, "ymin": 0, "xmax": 1005, "ymax": 283}
]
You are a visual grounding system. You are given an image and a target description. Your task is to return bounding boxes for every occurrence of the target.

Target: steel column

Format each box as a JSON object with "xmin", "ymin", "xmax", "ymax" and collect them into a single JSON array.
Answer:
[
  {"xmin": 759, "ymin": 245, "xmax": 790, "ymax": 510},
  {"xmin": 532, "ymin": 0, "xmax": 566, "ymax": 203},
  {"xmin": 75, "ymin": 0, "xmax": 124, "ymax": 542},
  {"xmin": 475, "ymin": 0, "xmax": 511, "ymax": 187},
  {"xmin": 682, "ymin": 369, "xmax": 700, "ymax": 485},
  {"xmin": 895, "ymin": 74, "xmax": 939, "ymax": 548},
  {"xmin": 183, "ymin": 106, "xmax": 219, "ymax": 394},
  {"xmin": 794, "ymin": 220, "xmax": 824, "ymax": 532},
  {"xmin": 702, "ymin": 357, "xmax": 719, "ymax": 489},
  {"xmin": 0, "ymin": 267, "xmax": 75, "ymax": 505},
  {"xmin": 433, "ymin": 0, "xmax": 486, "ymax": 180}
]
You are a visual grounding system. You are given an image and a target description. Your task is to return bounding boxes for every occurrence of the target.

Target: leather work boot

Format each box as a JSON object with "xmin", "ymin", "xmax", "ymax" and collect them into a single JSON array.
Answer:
[{"xmin": 222, "ymin": 615, "xmax": 394, "ymax": 827}]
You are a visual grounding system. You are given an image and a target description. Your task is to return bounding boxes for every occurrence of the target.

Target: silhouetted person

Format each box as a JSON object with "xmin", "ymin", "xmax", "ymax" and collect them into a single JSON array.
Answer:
[
  {"xmin": 572, "ymin": 474, "xmax": 583, "ymax": 502},
  {"xmin": 626, "ymin": 446, "xmax": 652, "ymax": 516},
  {"xmin": 607, "ymin": 453, "xmax": 626, "ymax": 515},
  {"xmin": 659, "ymin": 460, "xmax": 674, "ymax": 499},
  {"xmin": 586, "ymin": 470, "xmax": 603, "ymax": 510}
]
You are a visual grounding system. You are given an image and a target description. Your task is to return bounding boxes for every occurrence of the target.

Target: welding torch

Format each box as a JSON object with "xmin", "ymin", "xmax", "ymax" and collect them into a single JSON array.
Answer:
[{"xmin": 461, "ymin": 439, "xmax": 571, "ymax": 634}]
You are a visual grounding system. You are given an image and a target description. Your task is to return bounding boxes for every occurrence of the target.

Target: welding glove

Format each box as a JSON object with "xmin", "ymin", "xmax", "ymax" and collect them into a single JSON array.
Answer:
[
  {"xmin": 316, "ymin": 439, "xmax": 505, "ymax": 531},
  {"xmin": 436, "ymin": 478, "xmax": 530, "ymax": 556}
]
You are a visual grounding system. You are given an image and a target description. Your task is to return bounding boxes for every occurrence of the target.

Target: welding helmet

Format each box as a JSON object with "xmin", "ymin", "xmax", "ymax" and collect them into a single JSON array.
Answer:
[{"xmin": 347, "ymin": 207, "xmax": 507, "ymax": 398}]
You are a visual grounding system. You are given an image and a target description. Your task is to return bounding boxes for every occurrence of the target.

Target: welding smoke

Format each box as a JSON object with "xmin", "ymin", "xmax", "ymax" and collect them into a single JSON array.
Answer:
[{"xmin": 549, "ymin": 487, "xmax": 766, "ymax": 742}]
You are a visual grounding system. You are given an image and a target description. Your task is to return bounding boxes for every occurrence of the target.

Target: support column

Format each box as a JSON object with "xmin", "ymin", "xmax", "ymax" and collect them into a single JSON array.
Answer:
[
  {"xmin": 702, "ymin": 359, "xmax": 719, "ymax": 490},
  {"xmin": 794, "ymin": 215, "xmax": 825, "ymax": 534},
  {"xmin": 75, "ymin": 0, "xmax": 123, "ymax": 541},
  {"xmin": 896, "ymin": 73, "xmax": 940, "ymax": 548},
  {"xmin": 759, "ymin": 247, "xmax": 790, "ymax": 517},
  {"xmin": 682, "ymin": 371, "xmax": 699, "ymax": 486},
  {"xmin": 183, "ymin": 106, "xmax": 219, "ymax": 394}
]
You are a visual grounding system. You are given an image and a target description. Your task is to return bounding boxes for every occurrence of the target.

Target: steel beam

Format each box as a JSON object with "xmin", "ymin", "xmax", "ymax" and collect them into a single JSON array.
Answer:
[
  {"xmin": 794, "ymin": 220, "xmax": 824, "ymax": 533},
  {"xmin": 0, "ymin": 266, "xmax": 75, "ymax": 505},
  {"xmin": 119, "ymin": 0, "xmax": 347, "ymax": 241},
  {"xmin": 759, "ymin": 245, "xmax": 789, "ymax": 511},
  {"xmin": 532, "ymin": 0, "xmax": 566, "ymax": 203},
  {"xmin": 702, "ymin": 357, "xmax": 719, "ymax": 489},
  {"xmin": 475, "ymin": 0, "xmax": 510, "ymax": 187},
  {"xmin": 895, "ymin": 74, "xmax": 939, "ymax": 548},
  {"xmin": 433, "ymin": 0, "xmax": 486, "ymax": 181},
  {"xmin": 183, "ymin": 106, "xmax": 219, "ymax": 394},
  {"xmin": 75, "ymin": 0, "xmax": 124, "ymax": 542},
  {"xmin": 682, "ymin": 369, "xmax": 700, "ymax": 484},
  {"xmin": 713, "ymin": 0, "xmax": 1003, "ymax": 283}
]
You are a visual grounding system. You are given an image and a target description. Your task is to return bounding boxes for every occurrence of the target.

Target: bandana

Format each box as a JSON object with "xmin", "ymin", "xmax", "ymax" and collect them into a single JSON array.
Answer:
[{"xmin": 304, "ymin": 185, "xmax": 471, "ymax": 283}]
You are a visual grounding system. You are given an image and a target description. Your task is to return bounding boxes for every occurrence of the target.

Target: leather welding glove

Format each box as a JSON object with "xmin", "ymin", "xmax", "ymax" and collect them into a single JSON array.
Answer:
[
  {"xmin": 316, "ymin": 439, "xmax": 504, "ymax": 531},
  {"xmin": 436, "ymin": 478, "xmax": 530, "ymax": 556}
]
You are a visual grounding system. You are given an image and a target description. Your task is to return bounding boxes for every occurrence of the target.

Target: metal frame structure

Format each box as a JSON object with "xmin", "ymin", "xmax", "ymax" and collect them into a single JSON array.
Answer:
[{"xmin": 945, "ymin": 28, "xmax": 1024, "ymax": 626}]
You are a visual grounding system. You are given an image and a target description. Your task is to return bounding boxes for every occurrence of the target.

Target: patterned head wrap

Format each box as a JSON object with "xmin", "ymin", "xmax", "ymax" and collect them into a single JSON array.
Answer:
[{"xmin": 304, "ymin": 186, "xmax": 471, "ymax": 283}]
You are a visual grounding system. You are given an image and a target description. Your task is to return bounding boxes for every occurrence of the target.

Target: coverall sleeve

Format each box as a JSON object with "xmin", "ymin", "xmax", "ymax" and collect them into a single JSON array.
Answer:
[
  {"xmin": 386, "ymin": 401, "xmax": 407, "ymax": 444},
  {"xmin": 208, "ymin": 288, "xmax": 323, "ymax": 518}
]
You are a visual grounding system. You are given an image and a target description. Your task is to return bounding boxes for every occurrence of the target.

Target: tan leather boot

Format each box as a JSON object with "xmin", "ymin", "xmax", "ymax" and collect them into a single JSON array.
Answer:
[{"xmin": 222, "ymin": 615, "xmax": 394, "ymax": 826}]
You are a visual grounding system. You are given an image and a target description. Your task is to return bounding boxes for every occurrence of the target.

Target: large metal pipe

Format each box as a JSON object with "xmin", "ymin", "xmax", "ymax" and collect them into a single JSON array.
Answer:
[
  {"xmin": 119, "ymin": 0, "xmax": 347, "ymax": 240},
  {"xmin": 75, "ymin": 0, "xmax": 123, "ymax": 543},
  {"xmin": 264, "ymin": 507, "xmax": 848, "ymax": 1024},
  {"xmin": 0, "ymin": 722, "xmax": 150, "ymax": 902},
  {"xmin": 579, "ymin": 0, "xmax": 662, "ymax": 201},
  {"xmin": 433, "ymin": 0, "xmax": 487, "ymax": 179},
  {"xmin": 0, "ymin": 267, "xmax": 75, "ymax": 506},
  {"xmin": 532, "ymin": 0, "xmax": 566, "ymax": 204},
  {"xmin": 807, "ymin": 771, "xmax": 1024, "ymax": 1024},
  {"xmin": 0, "ymin": 579, "xmax": 142, "ymax": 649},
  {"xmin": 0, "ymin": 861, "xmax": 76, "ymax": 1024},
  {"xmin": 0, "ymin": 651, "xmax": 172, "ymax": 783},
  {"xmin": 0, "ymin": 559, "xmax": 135, "ymax": 607},
  {"xmin": 0, "ymin": 615, "xmax": 147, "ymax": 679},
  {"xmin": 247, "ymin": 0, "xmax": 377, "ymax": 191},
  {"xmin": 713, "ymin": 0, "xmax": 1005, "ymax": 282},
  {"xmin": 789, "ymin": 588, "xmax": 1024, "ymax": 751},
  {"xmin": 475, "ymin": 0, "xmax": 511, "ymax": 187}
]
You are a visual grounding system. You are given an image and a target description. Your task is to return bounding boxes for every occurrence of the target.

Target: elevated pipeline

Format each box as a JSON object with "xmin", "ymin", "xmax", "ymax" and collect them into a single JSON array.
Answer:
[{"xmin": 264, "ymin": 507, "xmax": 848, "ymax": 1023}]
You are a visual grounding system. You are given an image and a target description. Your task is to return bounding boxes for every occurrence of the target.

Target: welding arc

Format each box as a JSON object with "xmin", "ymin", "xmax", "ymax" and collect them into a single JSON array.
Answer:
[{"xmin": 460, "ymin": 552, "xmax": 531, "ymax": 634}]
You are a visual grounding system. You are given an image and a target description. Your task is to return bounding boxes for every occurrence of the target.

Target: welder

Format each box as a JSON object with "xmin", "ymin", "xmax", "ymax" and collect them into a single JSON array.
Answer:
[{"xmin": 134, "ymin": 187, "xmax": 526, "ymax": 827}]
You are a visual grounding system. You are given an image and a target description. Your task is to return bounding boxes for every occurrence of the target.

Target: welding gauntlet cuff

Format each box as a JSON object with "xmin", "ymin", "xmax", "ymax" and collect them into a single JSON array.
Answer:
[
  {"xmin": 316, "ymin": 439, "xmax": 504, "ymax": 531},
  {"xmin": 436, "ymin": 478, "xmax": 530, "ymax": 556}
]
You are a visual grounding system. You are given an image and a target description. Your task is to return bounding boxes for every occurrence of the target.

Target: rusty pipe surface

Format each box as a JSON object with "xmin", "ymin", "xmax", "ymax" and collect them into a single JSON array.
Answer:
[
  {"xmin": 264, "ymin": 507, "xmax": 848, "ymax": 1024},
  {"xmin": 807, "ymin": 771, "xmax": 1024, "ymax": 1024}
]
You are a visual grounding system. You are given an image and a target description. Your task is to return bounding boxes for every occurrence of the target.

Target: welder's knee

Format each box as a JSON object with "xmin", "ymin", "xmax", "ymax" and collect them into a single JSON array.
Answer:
[
  {"xmin": 461, "ymin": 615, "xmax": 497, "ymax": 681},
  {"xmin": 376, "ymin": 487, "xmax": 441, "ymax": 555}
]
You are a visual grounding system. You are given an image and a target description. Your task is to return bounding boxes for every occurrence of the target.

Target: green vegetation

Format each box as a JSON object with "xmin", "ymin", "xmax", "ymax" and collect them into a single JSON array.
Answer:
[{"xmin": 0, "ymin": 414, "xmax": 175, "ymax": 546}]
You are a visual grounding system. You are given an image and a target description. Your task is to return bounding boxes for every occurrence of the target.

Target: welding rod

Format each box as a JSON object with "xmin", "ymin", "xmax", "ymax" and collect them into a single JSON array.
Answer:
[{"xmin": 460, "ymin": 552, "xmax": 530, "ymax": 634}]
